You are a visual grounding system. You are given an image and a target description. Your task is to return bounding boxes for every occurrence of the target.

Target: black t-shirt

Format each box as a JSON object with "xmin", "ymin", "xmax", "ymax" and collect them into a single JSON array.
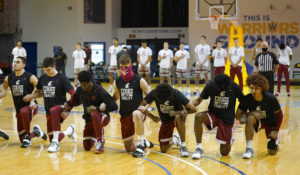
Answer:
[
  {"xmin": 72, "ymin": 82, "xmax": 118, "ymax": 122},
  {"xmin": 37, "ymin": 73, "xmax": 73, "ymax": 114},
  {"xmin": 54, "ymin": 51, "xmax": 67, "ymax": 66},
  {"xmin": 84, "ymin": 48, "xmax": 91, "ymax": 65},
  {"xmin": 116, "ymin": 74, "xmax": 143, "ymax": 117},
  {"xmin": 8, "ymin": 72, "xmax": 35, "ymax": 113},
  {"xmin": 145, "ymin": 89, "xmax": 189, "ymax": 123},
  {"xmin": 238, "ymin": 91, "xmax": 281, "ymax": 126},
  {"xmin": 200, "ymin": 81, "xmax": 244, "ymax": 125}
]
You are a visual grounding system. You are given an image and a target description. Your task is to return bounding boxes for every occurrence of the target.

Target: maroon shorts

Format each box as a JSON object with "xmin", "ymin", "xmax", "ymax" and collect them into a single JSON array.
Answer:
[
  {"xmin": 205, "ymin": 111, "xmax": 234, "ymax": 144},
  {"xmin": 120, "ymin": 112, "xmax": 146, "ymax": 141},
  {"xmin": 214, "ymin": 66, "xmax": 225, "ymax": 75},
  {"xmin": 83, "ymin": 113, "xmax": 110, "ymax": 140},
  {"xmin": 254, "ymin": 120, "xmax": 280, "ymax": 140},
  {"xmin": 159, "ymin": 116, "xmax": 186, "ymax": 146}
]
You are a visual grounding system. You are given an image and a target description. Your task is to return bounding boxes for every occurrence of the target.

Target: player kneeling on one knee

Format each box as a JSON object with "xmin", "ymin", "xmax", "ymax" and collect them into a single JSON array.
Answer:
[
  {"xmin": 236, "ymin": 73, "xmax": 282, "ymax": 159},
  {"xmin": 63, "ymin": 71, "xmax": 118, "ymax": 154},
  {"xmin": 138, "ymin": 83, "xmax": 196, "ymax": 157},
  {"xmin": 192, "ymin": 74, "xmax": 244, "ymax": 159}
]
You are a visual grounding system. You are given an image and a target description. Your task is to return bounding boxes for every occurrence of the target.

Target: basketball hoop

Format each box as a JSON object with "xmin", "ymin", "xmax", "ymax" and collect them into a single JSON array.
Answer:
[{"xmin": 209, "ymin": 15, "xmax": 221, "ymax": 30}]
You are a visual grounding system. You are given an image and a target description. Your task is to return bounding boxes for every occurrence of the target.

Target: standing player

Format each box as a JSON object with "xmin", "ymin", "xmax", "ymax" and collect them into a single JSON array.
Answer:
[
  {"xmin": 158, "ymin": 42, "xmax": 173, "ymax": 85},
  {"xmin": 251, "ymin": 38, "xmax": 263, "ymax": 65},
  {"xmin": 236, "ymin": 73, "xmax": 283, "ymax": 158},
  {"xmin": 73, "ymin": 42, "xmax": 86, "ymax": 87},
  {"xmin": 137, "ymin": 40, "xmax": 152, "ymax": 88},
  {"xmin": 11, "ymin": 40, "xmax": 27, "ymax": 69},
  {"xmin": 212, "ymin": 40, "xmax": 227, "ymax": 75},
  {"xmin": 194, "ymin": 35, "xmax": 210, "ymax": 92},
  {"xmin": 108, "ymin": 37, "xmax": 122, "ymax": 93},
  {"xmin": 138, "ymin": 84, "xmax": 196, "ymax": 156},
  {"xmin": 113, "ymin": 54, "xmax": 153, "ymax": 157},
  {"xmin": 228, "ymin": 38, "xmax": 244, "ymax": 90},
  {"xmin": 276, "ymin": 42, "xmax": 293, "ymax": 97},
  {"xmin": 25, "ymin": 57, "xmax": 77, "ymax": 152},
  {"xmin": 175, "ymin": 42, "xmax": 191, "ymax": 94},
  {"xmin": 191, "ymin": 74, "xmax": 244, "ymax": 159},
  {"xmin": 63, "ymin": 71, "xmax": 118, "ymax": 154},
  {"xmin": 0, "ymin": 57, "xmax": 47, "ymax": 147}
]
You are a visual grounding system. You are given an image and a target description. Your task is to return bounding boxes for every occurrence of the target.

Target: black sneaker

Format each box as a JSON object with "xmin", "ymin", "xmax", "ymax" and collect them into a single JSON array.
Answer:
[
  {"xmin": 0, "ymin": 130, "xmax": 9, "ymax": 140},
  {"xmin": 33, "ymin": 124, "xmax": 48, "ymax": 140},
  {"xmin": 21, "ymin": 133, "xmax": 31, "ymax": 148},
  {"xmin": 144, "ymin": 140, "xmax": 154, "ymax": 148},
  {"xmin": 132, "ymin": 144, "xmax": 145, "ymax": 157}
]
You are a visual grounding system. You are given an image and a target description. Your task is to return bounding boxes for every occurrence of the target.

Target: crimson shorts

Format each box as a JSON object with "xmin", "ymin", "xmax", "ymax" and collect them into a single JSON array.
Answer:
[
  {"xmin": 83, "ymin": 113, "xmax": 110, "ymax": 141},
  {"xmin": 214, "ymin": 66, "xmax": 225, "ymax": 75},
  {"xmin": 205, "ymin": 111, "xmax": 234, "ymax": 145},
  {"xmin": 254, "ymin": 119, "xmax": 280, "ymax": 148},
  {"xmin": 120, "ymin": 112, "xmax": 146, "ymax": 141},
  {"xmin": 159, "ymin": 116, "xmax": 186, "ymax": 146}
]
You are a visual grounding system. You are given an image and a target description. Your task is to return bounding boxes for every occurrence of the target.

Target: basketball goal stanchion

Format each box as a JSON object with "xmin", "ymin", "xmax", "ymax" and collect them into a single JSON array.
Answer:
[{"xmin": 208, "ymin": 15, "xmax": 221, "ymax": 30}]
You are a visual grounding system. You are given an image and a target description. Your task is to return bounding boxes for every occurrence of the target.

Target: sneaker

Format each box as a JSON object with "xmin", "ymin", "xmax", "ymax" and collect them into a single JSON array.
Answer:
[
  {"xmin": 243, "ymin": 148, "xmax": 254, "ymax": 159},
  {"xmin": 287, "ymin": 92, "xmax": 291, "ymax": 97},
  {"xmin": 0, "ymin": 130, "xmax": 9, "ymax": 140},
  {"xmin": 187, "ymin": 88, "xmax": 191, "ymax": 95},
  {"xmin": 132, "ymin": 144, "xmax": 145, "ymax": 157},
  {"xmin": 67, "ymin": 124, "xmax": 77, "ymax": 142},
  {"xmin": 21, "ymin": 133, "xmax": 31, "ymax": 148},
  {"xmin": 94, "ymin": 141, "xmax": 104, "ymax": 154},
  {"xmin": 192, "ymin": 147, "xmax": 205, "ymax": 159},
  {"xmin": 173, "ymin": 133, "xmax": 181, "ymax": 147},
  {"xmin": 48, "ymin": 141, "xmax": 59, "ymax": 153},
  {"xmin": 275, "ymin": 92, "xmax": 280, "ymax": 97},
  {"xmin": 144, "ymin": 139, "xmax": 154, "ymax": 148},
  {"xmin": 33, "ymin": 124, "xmax": 47, "ymax": 140},
  {"xmin": 180, "ymin": 146, "xmax": 189, "ymax": 157}
]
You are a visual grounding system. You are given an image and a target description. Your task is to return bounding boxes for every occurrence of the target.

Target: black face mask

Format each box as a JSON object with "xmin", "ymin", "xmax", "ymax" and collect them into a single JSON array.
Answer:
[
  {"xmin": 262, "ymin": 48, "xmax": 268, "ymax": 52},
  {"xmin": 213, "ymin": 46, "xmax": 216, "ymax": 49}
]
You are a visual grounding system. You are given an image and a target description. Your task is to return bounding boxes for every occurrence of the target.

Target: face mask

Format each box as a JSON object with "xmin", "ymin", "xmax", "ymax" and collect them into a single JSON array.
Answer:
[
  {"xmin": 121, "ymin": 64, "xmax": 134, "ymax": 82},
  {"xmin": 262, "ymin": 48, "xmax": 268, "ymax": 52}
]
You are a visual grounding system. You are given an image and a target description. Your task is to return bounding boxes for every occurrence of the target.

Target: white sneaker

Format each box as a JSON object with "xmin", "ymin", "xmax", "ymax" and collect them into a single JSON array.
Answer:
[
  {"xmin": 173, "ymin": 133, "xmax": 181, "ymax": 147},
  {"xmin": 192, "ymin": 147, "xmax": 204, "ymax": 159},
  {"xmin": 180, "ymin": 146, "xmax": 189, "ymax": 157},
  {"xmin": 67, "ymin": 124, "xmax": 77, "ymax": 142},
  {"xmin": 48, "ymin": 141, "xmax": 59, "ymax": 153},
  {"xmin": 187, "ymin": 88, "xmax": 191, "ymax": 95},
  {"xmin": 243, "ymin": 148, "xmax": 254, "ymax": 159}
]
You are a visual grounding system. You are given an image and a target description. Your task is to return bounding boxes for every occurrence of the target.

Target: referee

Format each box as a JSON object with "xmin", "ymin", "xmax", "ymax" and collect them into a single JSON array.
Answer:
[{"xmin": 255, "ymin": 41, "xmax": 279, "ymax": 94}]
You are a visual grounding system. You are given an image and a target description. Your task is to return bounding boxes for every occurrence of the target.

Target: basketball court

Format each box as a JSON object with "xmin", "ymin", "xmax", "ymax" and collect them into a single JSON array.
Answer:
[{"xmin": 1, "ymin": 0, "xmax": 300, "ymax": 174}]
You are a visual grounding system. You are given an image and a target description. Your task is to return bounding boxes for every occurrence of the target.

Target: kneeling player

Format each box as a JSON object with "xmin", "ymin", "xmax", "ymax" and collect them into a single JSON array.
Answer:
[
  {"xmin": 63, "ymin": 71, "xmax": 118, "ymax": 154},
  {"xmin": 138, "ymin": 84, "xmax": 196, "ymax": 156},
  {"xmin": 236, "ymin": 73, "xmax": 283, "ymax": 158}
]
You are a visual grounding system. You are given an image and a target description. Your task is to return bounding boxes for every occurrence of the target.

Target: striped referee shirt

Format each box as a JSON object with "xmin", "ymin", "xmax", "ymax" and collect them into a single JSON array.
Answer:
[{"xmin": 255, "ymin": 52, "xmax": 279, "ymax": 72}]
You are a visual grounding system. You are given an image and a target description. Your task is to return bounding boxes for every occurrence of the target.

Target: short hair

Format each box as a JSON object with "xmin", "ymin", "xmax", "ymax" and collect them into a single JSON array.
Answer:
[
  {"xmin": 16, "ymin": 56, "xmax": 27, "ymax": 65},
  {"xmin": 217, "ymin": 40, "xmax": 223, "ymax": 44},
  {"xmin": 164, "ymin": 41, "xmax": 169, "ymax": 45},
  {"xmin": 76, "ymin": 42, "xmax": 81, "ymax": 46},
  {"xmin": 17, "ymin": 40, "xmax": 22, "ymax": 43},
  {"xmin": 180, "ymin": 42, "xmax": 185, "ymax": 45},
  {"xmin": 78, "ymin": 70, "xmax": 93, "ymax": 82},
  {"xmin": 155, "ymin": 83, "xmax": 174, "ymax": 103},
  {"xmin": 256, "ymin": 38, "xmax": 263, "ymax": 42},
  {"xmin": 113, "ymin": 37, "xmax": 118, "ymax": 41},
  {"xmin": 279, "ymin": 42, "xmax": 286, "ymax": 50},
  {"xmin": 42, "ymin": 57, "xmax": 55, "ymax": 68},
  {"xmin": 122, "ymin": 46, "xmax": 127, "ymax": 50},
  {"xmin": 233, "ymin": 37, "xmax": 239, "ymax": 41},
  {"xmin": 201, "ymin": 35, "xmax": 206, "ymax": 40},
  {"xmin": 119, "ymin": 54, "xmax": 131, "ymax": 65},
  {"xmin": 141, "ymin": 40, "xmax": 147, "ymax": 43},
  {"xmin": 246, "ymin": 73, "xmax": 269, "ymax": 91},
  {"xmin": 214, "ymin": 74, "xmax": 231, "ymax": 91}
]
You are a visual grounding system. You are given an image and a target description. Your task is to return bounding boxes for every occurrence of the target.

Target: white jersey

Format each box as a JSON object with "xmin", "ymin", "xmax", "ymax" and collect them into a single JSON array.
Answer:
[
  {"xmin": 137, "ymin": 47, "xmax": 152, "ymax": 67},
  {"xmin": 108, "ymin": 45, "xmax": 122, "ymax": 66},
  {"xmin": 229, "ymin": 46, "xmax": 244, "ymax": 66},
  {"xmin": 277, "ymin": 46, "xmax": 293, "ymax": 65},
  {"xmin": 158, "ymin": 49, "xmax": 173, "ymax": 68},
  {"xmin": 72, "ymin": 49, "xmax": 86, "ymax": 68},
  {"xmin": 12, "ymin": 47, "xmax": 27, "ymax": 61},
  {"xmin": 175, "ymin": 50, "xmax": 190, "ymax": 70},
  {"xmin": 212, "ymin": 48, "xmax": 227, "ymax": 67},
  {"xmin": 194, "ymin": 44, "xmax": 210, "ymax": 67}
]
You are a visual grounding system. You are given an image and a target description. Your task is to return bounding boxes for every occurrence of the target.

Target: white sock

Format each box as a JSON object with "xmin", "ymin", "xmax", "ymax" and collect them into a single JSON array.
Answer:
[
  {"xmin": 181, "ymin": 142, "xmax": 186, "ymax": 147},
  {"xmin": 63, "ymin": 127, "xmax": 72, "ymax": 136},
  {"xmin": 246, "ymin": 140, "xmax": 252, "ymax": 149},
  {"xmin": 195, "ymin": 86, "xmax": 199, "ymax": 90},
  {"xmin": 137, "ymin": 135, "xmax": 145, "ymax": 146},
  {"xmin": 52, "ymin": 131, "xmax": 59, "ymax": 143},
  {"xmin": 196, "ymin": 143, "xmax": 203, "ymax": 149}
]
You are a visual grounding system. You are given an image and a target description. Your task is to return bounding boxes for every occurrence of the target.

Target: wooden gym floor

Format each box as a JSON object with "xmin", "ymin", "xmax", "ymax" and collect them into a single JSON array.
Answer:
[{"xmin": 0, "ymin": 83, "xmax": 299, "ymax": 175}]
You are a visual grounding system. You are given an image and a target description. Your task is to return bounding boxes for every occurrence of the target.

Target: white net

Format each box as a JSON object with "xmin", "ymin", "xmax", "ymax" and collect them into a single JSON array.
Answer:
[{"xmin": 209, "ymin": 15, "xmax": 221, "ymax": 30}]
